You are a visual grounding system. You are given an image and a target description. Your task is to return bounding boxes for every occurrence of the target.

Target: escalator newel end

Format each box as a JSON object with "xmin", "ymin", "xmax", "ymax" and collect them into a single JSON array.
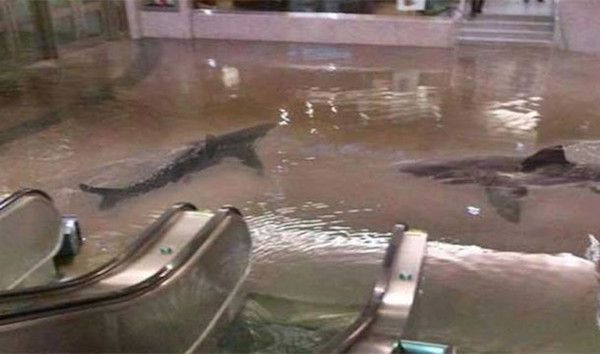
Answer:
[{"xmin": 56, "ymin": 215, "xmax": 83, "ymax": 258}]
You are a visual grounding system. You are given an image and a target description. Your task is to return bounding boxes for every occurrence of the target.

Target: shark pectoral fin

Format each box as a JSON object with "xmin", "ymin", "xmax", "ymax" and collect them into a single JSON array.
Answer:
[
  {"xmin": 79, "ymin": 183, "xmax": 122, "ymax": 195},
  {"xmin": 236, "ymin": 147, "xmax": 264, "ymax": 173},
  {"xmin": 79, "ymin": 183, "xmax": 124, "ymax": 209},
  {"xmin": 484, "ymin": 186, "xmax": 527, "ymax": 223},
  {"xmin": 98, "ymin": 194, "xmax": 121, "ymax": 210},
  {"xmin": 521, "ymin": 145, "xmax": 572, "ymax": 172}
]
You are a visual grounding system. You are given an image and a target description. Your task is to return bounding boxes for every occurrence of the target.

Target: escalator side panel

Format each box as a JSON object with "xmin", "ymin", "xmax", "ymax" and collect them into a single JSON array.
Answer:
[
  {"xmin": 115, "ymin": 214, "xmax": 251, "ymax": 353},
  {"xmin": 0, "ymin": 202, "xmax": 197, "ymax": 300},
  {"xmin": 0, "ymin": 194, "xmax": 61, "ymax": 289},
  {"xmin": 0, "ymin": 212, "xmax": 251, "ymax": 353}
]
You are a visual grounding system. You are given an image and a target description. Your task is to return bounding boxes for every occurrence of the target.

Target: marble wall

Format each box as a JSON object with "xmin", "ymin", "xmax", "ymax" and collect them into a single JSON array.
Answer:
[
  {"xmin": 124, "ymin": 0, "xmax": 458, "ymax": 48},
  {"xmin": 556, "ymin": 0, "xmax": 600, "ymax": 55}
]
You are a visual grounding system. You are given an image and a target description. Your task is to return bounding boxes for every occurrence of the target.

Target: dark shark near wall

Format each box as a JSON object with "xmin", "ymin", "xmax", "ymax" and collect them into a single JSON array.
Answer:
[
  {"xmin": 80, "ymin": 123, "xmax": 275, "ymax": 209},
  {"xmin": 399, "ymin": 145, "xmax": 600, "ymax": 223}
]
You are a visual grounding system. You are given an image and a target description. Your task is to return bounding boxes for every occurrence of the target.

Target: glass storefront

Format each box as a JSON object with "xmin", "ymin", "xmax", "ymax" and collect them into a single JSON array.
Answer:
[
  {"xmin": 189, "ymin": 0, "xmax": 457, "ymax": 16},
  {"xmin": 0, "ymin": 0, "xmax": 127, "ymax": 65},
  {"xmin": 0, "ymin": 0, "xmax": 42, "ymax": 63}
]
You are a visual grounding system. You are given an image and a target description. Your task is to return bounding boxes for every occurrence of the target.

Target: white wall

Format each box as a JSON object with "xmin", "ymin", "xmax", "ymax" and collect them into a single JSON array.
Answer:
[
  {"xmin": 126, "ymin": 0, "xmax": 194, "ymax": 39},
  {"xmin": 126, "ymin": 3, "xmax": 458, "ymax": 48},
  {"xmin": 556, "ymin": 0, "xmax": 600, "ymax": 55},
  {"xmin": 191, "ymin": 12, "xmax": 457, "ymax": 48}
]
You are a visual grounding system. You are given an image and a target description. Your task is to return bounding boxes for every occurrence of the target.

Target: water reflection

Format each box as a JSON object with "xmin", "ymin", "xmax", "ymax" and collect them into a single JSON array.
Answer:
[
  {"xmin": 1, "ymin": 39, "xmax": 600, "ymax": 352},
  {"xmin": 300, "ymin": 85, "xmax": 440, "ymax": 124},
  {"xmin": 222, "ymin": 205, "xmax": 600, "ymax": 353},
  {"xmin": 221, "ymin": 66, "xmax": 241, "ymax": 88},
  {"xmin": 486, "ymin": 97, "xmax": 542, "ymax": 137}
]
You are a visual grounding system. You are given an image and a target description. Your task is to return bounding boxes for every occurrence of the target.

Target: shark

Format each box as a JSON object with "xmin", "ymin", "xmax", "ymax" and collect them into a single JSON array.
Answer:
[
  {"xmin": 399, "ymin": 145, "xmax": 600, "ymax": 223},
  {"xmin": 80, "ymin": 123, "xmax": 275, "ymax": 209}
]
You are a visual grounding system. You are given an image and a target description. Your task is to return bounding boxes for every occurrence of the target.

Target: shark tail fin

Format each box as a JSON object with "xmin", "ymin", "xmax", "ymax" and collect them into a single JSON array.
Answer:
[
  {"xmin": 521, "ymin": 145, "xmax": 572, "ymax": 172},
  {"xmin": 79, "ymin": 183, "xmax": 123, "ymax": 209},
  {"xmin": 484, "ymin": 186, "xmax": 528, "ymax": 223},
  {"xmin": 236, "ymin": 145, "xmax": 264, "ymax": 173}
]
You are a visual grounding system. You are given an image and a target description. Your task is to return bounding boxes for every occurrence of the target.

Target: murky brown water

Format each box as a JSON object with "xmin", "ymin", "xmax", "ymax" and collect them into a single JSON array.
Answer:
[{"xmin": 2, "ymin": 39, "xmax": 600, "ymax": 352}]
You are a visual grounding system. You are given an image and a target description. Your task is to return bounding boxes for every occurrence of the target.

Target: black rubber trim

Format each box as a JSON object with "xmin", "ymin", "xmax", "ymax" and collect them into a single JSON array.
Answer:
[
  {"xmin": 316, "ymin": 225, "xmax": 407, "ymax": 354},
  {"xmin": 0, "ymin": 202, "xmax": 197, "ymax": 300},
  {"xmin": 0, "ymin": 205, "xmax": 237, "ymax": 325},
  {"xmin": 0, "ymin": 189, "xmax": 52, "ymax": 211}
]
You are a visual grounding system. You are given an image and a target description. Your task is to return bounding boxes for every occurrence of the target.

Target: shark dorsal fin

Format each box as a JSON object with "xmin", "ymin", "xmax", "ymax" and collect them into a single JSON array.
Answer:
[
  {"xmin": 521, "ymin": 145, "xmax": 571, "ymax": 172},
  {"xmin": 205, "ymin": 134, "xmax": 218, "ymax": 158}
]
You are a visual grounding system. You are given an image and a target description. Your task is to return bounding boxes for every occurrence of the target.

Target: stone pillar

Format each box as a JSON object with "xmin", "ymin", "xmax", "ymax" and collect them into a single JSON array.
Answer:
[
  {"xmin": 556, "ymin": 0, "xmax": 600, "ymax": 55},
  {"xmin": 179, "ymin": 0, "xmax": 194, "ymax": 39},
  {"xmin": 68, "ymin": 0, "xmax": 88, "ymax": 39},
  {"xmin": 28, "ymin": 0, "xmax": 58, "ymax": 59},
  {"xmin": 125, "ymin": 0, "xmax": 142, "ymax": 39},
  {"xmin": 101, "ymin": 0, "xmax": 122, "ymax": 40},
  {"xmin": 0, "ymin": 0, "xmax": 21, "ymax": 61},
  {"xmin": 137, "ymin": 0, "xmax": 194, "ymax": 39}
]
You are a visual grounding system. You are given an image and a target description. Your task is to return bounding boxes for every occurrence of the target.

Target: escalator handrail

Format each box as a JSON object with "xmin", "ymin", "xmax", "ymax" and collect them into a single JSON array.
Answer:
[
  {"xmin": 0, "ymin": 206, "xmax": 240, "ymax": 325},
  {"xmin": 316, "ymin": 225, "xmax": 407, "ymax": 354},
  {"xmin": 0, "ymin": 189, "xmax": 53, "ymax": 212},
  {"xmin": 0, "ymin": 202, "xmax": 197, "ymax": 300}
]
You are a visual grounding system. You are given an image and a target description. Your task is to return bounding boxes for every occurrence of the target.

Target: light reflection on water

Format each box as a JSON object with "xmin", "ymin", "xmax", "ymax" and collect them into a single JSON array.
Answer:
[
  {"xmin": 221, "ymin": 206, "xmax": 600, "ymax": 353},
  {"xmin": 1, "ymin": 40, "xmax": 600, "ymax": 352},
  {"xmin": 486, "ymin": 96, "xmax": 543, "ymax": 137}
]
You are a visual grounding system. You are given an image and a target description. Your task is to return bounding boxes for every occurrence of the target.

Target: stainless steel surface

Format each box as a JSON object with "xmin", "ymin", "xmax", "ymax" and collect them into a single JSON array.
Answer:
[
  {"xmin": 0, "ymin": 206, "xmax": 252, "ymax": 353},
  {"xmin": 0, "ymin": 190, "xmax": 61, "ymax": 290},
  {"xmin": 0, "ymin": 202, "xmax": 198, "ymax": 300},
  {"xmin": 57, "ymin": 215, "xmax": 82, "ymax": 257},
  {"xmin": 319, "ymin": 225, "xmax": 430, "ymax": 354},
  {"xmin": 3, "ymin": 39, "xmax": 600, "ymax": 353},
  {"xmin": 347, "ymin": 335, "xmax": 395, "ymax": 354},
  {"xmin": 370, "ymin": 228, "xmax": 428, "ymax": 338},
  {"xmin": 348, "ymin": 228, "xmax": 428, "ymax": 354}
]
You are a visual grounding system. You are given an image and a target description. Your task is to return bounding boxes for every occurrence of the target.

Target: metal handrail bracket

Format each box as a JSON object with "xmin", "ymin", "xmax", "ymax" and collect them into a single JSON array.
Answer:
[{"xmin": 319, "ymin": 224, "xmax": 455, "ymax": 354}]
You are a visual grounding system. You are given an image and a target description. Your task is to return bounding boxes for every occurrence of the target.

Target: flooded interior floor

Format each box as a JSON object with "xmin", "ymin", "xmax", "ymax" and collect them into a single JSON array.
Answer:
[{"xmin": 1, "ymin": 38, "xmax": 600, "ymax": 352}]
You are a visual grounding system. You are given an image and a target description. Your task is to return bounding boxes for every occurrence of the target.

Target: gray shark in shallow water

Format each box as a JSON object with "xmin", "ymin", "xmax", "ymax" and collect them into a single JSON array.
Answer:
[
  {"xmin": 80, "ymin": 123, "xmax": 275, "ymax": 209},
  {"xmin": 399, "ymin": 145, "xmax": 600, "ymax": 222}
]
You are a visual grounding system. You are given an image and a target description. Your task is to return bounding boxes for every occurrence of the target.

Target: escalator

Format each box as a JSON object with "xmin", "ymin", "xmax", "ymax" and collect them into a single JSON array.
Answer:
[
  {"xmin": 0, "ymin": 189, "xmax": 81, "ymax": 290},
  {"xmin": 318, "ymin": 225, "xmax": 455, "ymax": 354},
  {"xmin": 0, "ymin": 191, "xmax": 252, "ymax": 353},
  {"xmin": 0, "ymin": 189, "xmax": 453, "ymax": 353}
]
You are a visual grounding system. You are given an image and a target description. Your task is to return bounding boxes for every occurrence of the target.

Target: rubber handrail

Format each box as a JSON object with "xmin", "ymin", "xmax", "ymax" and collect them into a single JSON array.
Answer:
[
  {"xmin": 0, "ymin": 202, "xmax": 197, "ymax": 300},
  {"xmin": 0, "ymin": 189, "xmax": 52, "ymax": 211},
  {"xmin": 316, "ymin": 225, "xmax": 407, "ymax": 354},
  {"xmin": 0, "ymin": 206, "xmax": 238, "ymax": 325}
]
